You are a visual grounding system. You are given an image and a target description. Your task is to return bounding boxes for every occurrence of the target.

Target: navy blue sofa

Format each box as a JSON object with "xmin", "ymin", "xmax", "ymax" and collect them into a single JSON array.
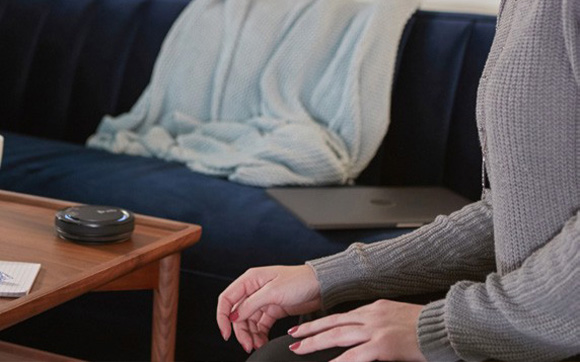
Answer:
[{"xmin": 0, "ymin": 0, "xmax": 496, "ymax": 360}]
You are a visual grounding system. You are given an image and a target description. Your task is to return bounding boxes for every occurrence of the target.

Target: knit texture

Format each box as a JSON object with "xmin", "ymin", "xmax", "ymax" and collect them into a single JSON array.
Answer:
[
  {"xmin": 86, "ymin": 0, "xmax": 418, "ymax": 187},
  {"xmin": 308, "ymin": 0, "xmax": 580, "ymax": 360},
  {"xmin": 308, "ymin": 200, "xmax": 496, "ymax": 308}
]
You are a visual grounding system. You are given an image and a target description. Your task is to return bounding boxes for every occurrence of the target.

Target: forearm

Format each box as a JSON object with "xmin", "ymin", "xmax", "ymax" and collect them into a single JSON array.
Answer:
[
  {"xmin": 418, "ymin": 212, "xmax": 580, "ymax": 362},
  {"xmin": 307, "ymin": 199, "xmax": 495, "ymax": 309}
]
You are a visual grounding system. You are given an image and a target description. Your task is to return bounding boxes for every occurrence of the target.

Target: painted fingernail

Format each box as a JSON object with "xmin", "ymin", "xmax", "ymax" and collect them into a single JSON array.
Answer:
[
  {"xmin": 287, "ymin": 326, "xmax": 298, "ymax": 335},
  {"xmin": 289, "ymin": 341, "xmax": 301, "ymax": 351},
  {"xmin": 229, "ymin": 311, "xmax": 239, "ymax": 322}
]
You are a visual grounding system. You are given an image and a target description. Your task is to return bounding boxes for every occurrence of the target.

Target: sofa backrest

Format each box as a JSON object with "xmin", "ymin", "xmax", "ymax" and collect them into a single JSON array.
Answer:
[
  {"xmin": 0, "ymin": 0, "xmax": 495, "ymax": 200},
  {"xmin": 0, "ymin": 0, "xmax": 186, "ymax": 143},
  {"xmin": 358, "ymin": 11, "xmax": 496, "ymax": 200}
]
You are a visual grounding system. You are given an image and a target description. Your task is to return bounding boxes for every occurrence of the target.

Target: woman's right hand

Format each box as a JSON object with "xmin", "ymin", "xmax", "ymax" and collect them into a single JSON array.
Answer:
[{"xmin": 216, "ymin": 265, "xmax": 322, "ymax": 353}]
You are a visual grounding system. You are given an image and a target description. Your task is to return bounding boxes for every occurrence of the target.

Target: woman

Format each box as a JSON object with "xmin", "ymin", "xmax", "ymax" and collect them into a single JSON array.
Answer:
[{"xmin": 217, "ymin": 0, "xmax": 580, "ymax": 360}]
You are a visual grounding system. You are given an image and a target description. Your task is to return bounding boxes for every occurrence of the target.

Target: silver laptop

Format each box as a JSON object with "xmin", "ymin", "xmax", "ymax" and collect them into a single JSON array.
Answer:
[{"xmin": 266, "ymin": 186, "xmax": 471, "ymax": 229}]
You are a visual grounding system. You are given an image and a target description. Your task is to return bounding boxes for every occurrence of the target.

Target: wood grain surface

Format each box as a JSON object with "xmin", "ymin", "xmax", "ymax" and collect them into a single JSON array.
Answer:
[
  {"xmin": 152, "ymin": 254, "xmax": 181, "ymax": 362},
  {"xmin": 0, "ymin": 340, "xmax": 85, "ymax": 362},
  {"xmin": 0, "ymin": 190, "xmax": 202, "ymax": 360}
]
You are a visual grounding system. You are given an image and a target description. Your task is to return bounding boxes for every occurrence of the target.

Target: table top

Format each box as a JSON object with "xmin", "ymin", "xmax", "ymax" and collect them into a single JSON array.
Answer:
[{"xmin": 0, "ymin": 190, "xmax": 201, "ymax": 330}]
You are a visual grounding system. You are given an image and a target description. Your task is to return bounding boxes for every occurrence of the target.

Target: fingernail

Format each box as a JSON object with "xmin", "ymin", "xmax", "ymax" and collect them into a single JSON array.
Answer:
[
  {"xmin": 287, "ymin": 326, "xmax": 298, "ymax": 335},
  {"xmin": 229, "ymin": 311, "xmax": 239, "ymax": 322},
  {"xmin": 289, "ymin": 341, "xmax": 301, "ymax": 351}
]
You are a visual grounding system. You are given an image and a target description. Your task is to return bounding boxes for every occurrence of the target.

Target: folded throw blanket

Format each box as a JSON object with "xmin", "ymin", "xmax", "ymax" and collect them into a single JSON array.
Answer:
[{"xmin": 87, "ymin": 0, "xmax": 418, "ymax": 186}]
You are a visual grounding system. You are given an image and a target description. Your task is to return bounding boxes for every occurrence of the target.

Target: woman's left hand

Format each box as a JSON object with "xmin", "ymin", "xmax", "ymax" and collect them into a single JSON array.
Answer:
[{"xmin": 288, "ymin": 299, "xmax": 427, "ymax": 362}]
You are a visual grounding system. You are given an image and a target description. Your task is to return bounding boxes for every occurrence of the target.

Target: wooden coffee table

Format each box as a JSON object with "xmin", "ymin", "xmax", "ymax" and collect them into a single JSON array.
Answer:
[{"xmin": 0, "ymin": 190, "xmax": 202, "ymax": 361}]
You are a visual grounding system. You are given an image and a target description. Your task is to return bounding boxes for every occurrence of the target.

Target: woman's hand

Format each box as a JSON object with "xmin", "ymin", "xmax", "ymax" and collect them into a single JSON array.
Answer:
[
  {"xmin": 216, "ymin": 265, "xmax": 322, "ymax": 353},
  {"xmin": 288, "ymin": 299, "xmax": 427, "ymax": 362}
]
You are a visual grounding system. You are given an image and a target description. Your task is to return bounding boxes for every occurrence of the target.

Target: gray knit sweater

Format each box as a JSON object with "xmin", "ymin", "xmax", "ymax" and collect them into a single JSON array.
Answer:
[{"xmin": 307, "ymin": 0, "xmax": 580, "ymax": 361}]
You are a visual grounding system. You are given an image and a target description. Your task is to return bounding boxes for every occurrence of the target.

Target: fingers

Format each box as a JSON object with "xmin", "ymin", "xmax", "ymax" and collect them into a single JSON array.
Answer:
[
  {"xmin": 255, "ymin": 309, "xmax": 277, "ymax": 339},
  {"xmin": 236, "ymin": 287, "xmax": 276, "ymax": 321},
  {"xmin": 233, "ymin": 320, "xmax": 255, "ymax": 354},
  {"xmin": 290, "ymin": 312, "xmax": 361, "ymax": 338},
  {"xmin": 247, "ymin": 306, "xmax": 282, "ymax": 351},
  {"xmin": 231, "ymin": 307, "xmax": 277, "ymax": 353},
  {"xmin": 216, "ymin": 285, "xmax": 244, "ymax": 340},
  {"xmin": 248, "ymin": 309, "xmax": 271, "ymax": 350},
  {"xmin": 216, "ymin": 293, "xmax": 238, "ymax": 341},
  {"xmin": 216, "ymin": 269, "xmax": 274, "ymax": 340},
  {"xmin": 290, "ymin": 325, "xmax": 368, "ymax": 355},
  {"xmin": 288, "ymin": 309, "xmax": 368, "ymax": 356},
  {"xmin": 288, "ymin": 300, "xmax": 428, "ymax": 362}
]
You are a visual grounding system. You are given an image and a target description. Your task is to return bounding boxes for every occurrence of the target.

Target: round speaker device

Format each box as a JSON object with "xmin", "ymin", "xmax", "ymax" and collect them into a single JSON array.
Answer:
[{"xmin": 55, "ymin": 205, "xmax": 135, "ymax": 244}]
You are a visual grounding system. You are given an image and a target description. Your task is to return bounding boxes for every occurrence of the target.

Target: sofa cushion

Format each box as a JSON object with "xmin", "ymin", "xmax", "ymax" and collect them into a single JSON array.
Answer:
[{"xmin": 0, "ymin": 132, "xmax": 412, "ymax": 278}]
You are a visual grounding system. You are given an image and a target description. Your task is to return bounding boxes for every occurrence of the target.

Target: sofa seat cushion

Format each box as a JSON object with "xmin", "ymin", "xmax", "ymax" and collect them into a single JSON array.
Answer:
[{"xmin": 0, "ymin": 132, "xmax": 411, "ymax": 279}]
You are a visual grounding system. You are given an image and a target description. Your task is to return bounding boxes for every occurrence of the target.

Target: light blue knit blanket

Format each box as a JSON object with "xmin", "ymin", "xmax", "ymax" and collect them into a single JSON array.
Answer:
[{"xmin": 87, "ymin": 0, "xmax": 418, "ymax": 186}]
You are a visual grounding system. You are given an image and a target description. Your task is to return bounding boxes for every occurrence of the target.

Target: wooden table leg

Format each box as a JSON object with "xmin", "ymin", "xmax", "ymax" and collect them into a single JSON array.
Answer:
[{"xmin": 151, "ymin": 253, "xmax": 181, "ymax": 362}]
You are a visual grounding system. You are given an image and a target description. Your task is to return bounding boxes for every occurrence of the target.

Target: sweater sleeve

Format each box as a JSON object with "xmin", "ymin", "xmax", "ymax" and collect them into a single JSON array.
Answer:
[
  {"xmin": 418, "ymin": 211, "xmax": 580, "ymax": 362},
  {"xmin": 306, "ymin": 198, "xmax": 495, "ymax": 309},
  {"xmin": 563, "ymin": 0, "xmax": 580, "ymax": 86}
]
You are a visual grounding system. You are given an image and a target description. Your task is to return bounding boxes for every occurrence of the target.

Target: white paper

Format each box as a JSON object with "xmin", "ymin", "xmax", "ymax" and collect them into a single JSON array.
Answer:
[{"xmin": 0, "ymin": 261, "xmax": 42, "ymax": 298}]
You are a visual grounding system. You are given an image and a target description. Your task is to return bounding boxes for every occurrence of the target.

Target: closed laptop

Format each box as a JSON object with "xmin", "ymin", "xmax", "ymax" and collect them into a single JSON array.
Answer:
[{"xmin": 266, "ymin": 186, "xmax": 471, "ymax": 230}]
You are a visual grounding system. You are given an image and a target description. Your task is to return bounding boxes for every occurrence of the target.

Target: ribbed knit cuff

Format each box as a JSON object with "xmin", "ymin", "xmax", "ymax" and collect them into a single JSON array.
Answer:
[
  {"xmin": 417, "ymin": 300, "xmax": 460, "ymax": 362},
  {"xmin": 306, "ymin": 251, "xmax": 366, "ymax": 309}
]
